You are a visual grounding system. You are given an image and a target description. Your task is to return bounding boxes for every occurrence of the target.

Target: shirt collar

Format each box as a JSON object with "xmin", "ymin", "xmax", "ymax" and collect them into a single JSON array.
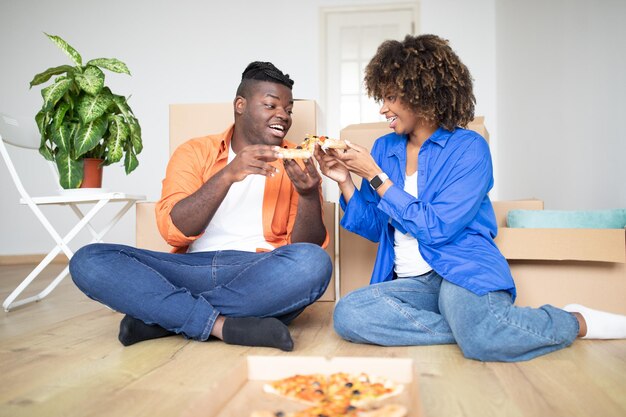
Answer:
[
  {"xmin": 386, "ymin": 126, "xmax": 454, "ymax": 157},
  {"xmin": 428, "ymin": 127, "xmax": 454, "ymax": 147}
]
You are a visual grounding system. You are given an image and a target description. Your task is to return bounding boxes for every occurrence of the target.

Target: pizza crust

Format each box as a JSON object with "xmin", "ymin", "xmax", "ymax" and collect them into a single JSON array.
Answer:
[
  {"xmin": 320, "ymin": 138, "xmax": 348, "ymax": 151},
  {"xmin": 277, "ymin": 148, "xmax": 313, "ymax": 160}
]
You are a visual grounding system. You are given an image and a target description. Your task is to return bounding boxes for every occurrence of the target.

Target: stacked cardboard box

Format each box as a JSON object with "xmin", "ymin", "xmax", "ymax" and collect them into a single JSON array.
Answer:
[{"xmin": 493, "ymin": 200, "xmax": 626, "ymax": 314}]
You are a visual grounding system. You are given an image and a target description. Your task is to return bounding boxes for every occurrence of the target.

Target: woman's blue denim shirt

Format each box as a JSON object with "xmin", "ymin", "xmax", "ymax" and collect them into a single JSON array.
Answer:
[{"xmin": 339, "ymin": 127, "xmax": 516, "ymax": 299}]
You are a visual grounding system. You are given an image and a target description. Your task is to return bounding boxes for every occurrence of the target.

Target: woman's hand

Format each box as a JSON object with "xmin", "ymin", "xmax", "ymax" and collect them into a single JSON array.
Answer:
[
  {"xmin": 331, "ymin": 141, "xmax": 382, "ymax": 181},
  {"xmin": 313, "ymin": 144, "xmax": 351, "ymax": 184}
]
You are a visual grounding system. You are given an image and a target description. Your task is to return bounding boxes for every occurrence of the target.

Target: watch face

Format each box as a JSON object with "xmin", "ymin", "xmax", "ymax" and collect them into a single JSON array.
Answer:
[{"xmin": 370, "ymin": 175, "xmax": 383, "ymax": 190}]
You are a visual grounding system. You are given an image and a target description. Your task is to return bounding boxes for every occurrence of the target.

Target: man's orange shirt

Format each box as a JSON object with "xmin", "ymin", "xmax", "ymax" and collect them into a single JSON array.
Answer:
[{"xmin": 156, "ymin": 125, "xmax": 329, "ymax": 253}]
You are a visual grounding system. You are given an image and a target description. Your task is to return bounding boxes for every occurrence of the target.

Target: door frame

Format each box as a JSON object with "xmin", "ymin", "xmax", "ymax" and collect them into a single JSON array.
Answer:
[{"xmin": 319, "ymin": 2, "xmax": 419, "ymax": 135}]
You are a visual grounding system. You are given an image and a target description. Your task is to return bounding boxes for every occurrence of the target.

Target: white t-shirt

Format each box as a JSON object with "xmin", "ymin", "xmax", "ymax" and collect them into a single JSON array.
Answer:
[
  {"xmin": 393, "ymin": 171, "xmax": 432, "ymax": 277},
  {"xmin": 187, "ymin": 145, "xmax": 274, "ymax": 253}
]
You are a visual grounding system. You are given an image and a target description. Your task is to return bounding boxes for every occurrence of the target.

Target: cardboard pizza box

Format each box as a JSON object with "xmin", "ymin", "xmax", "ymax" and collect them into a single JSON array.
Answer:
[{"xmin": 181, "ymin": 356, "xmax": 422, "ymax": 417}]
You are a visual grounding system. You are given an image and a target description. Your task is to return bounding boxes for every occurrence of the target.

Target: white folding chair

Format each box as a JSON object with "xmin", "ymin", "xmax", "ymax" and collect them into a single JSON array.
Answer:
[{"xmin": 0, "ymin": 112, "xmax": 145, "ymax": 311}]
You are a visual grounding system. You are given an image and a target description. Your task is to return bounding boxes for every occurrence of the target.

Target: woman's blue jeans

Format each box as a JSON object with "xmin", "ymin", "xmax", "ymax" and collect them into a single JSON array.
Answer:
[
  {"xmin": 333, "ymin": 271, "xmax": 579, "ymax": 362},
  {"xmin": 70, "ymin": 242, "xmax": 332, "ymax": 341}
]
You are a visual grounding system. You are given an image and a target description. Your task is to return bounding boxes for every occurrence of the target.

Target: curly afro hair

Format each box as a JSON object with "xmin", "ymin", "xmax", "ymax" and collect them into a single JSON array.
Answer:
[{"xmin": 364, "ymin": 34, "xmax": 475, "ymax": 131}]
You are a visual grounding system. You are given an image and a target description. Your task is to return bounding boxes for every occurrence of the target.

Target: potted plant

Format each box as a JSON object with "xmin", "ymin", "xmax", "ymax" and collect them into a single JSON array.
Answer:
[{"xmin": 30, "ymin": 33, "xmax": 143, "ymax": 189}]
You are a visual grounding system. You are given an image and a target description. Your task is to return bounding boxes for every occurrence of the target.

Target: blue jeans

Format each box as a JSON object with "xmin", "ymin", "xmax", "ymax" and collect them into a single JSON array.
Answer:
[
  {"xmin": 70, "ymin": 242, "xmax": 332, "ymax": 341},
  {"xmin": 333, "ymin": 271, "xmax": 579, "ymax": 362}
]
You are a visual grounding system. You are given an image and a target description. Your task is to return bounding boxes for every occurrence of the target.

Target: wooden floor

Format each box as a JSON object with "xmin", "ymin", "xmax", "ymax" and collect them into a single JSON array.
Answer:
[{"xmin": 1, "ymin": 264, "xmax": 625, "ymax": 417}]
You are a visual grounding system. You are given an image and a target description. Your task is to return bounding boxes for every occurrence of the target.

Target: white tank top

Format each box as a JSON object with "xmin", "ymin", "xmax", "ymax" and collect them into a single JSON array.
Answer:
[
  {"xmin": 187, "ymin": 144, "xmax": 274, "ymax": 253},
  {"xmin": 393, "ymin": 171, "xmax": 432, "ymax": 277}
]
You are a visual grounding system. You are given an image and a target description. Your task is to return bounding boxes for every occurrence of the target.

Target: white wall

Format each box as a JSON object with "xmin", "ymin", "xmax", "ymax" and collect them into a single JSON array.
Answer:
[
  {"xmin": 0, "ymin": 0, "xmax": 399, "ymax": 256},
  {"xmin": 496, "ymin": 0, "xmax": 626, "ymax": 209},
  {"xmin": 420, "ymin": 0, "xmax": 499, "ymax": 195},
  {"xmin": 3, "ymin": 0, "xmax": 622, "ymax": 257}
]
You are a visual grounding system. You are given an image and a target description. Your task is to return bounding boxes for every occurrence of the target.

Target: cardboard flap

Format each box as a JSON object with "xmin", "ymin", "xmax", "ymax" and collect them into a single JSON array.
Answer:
[
  {"xmin": 492, "ymin": 199, "xmax": 544, "ymax": 227},
  {"xmin": 495, "ymin": 228, "xmax": 626, "ymax": 263}
]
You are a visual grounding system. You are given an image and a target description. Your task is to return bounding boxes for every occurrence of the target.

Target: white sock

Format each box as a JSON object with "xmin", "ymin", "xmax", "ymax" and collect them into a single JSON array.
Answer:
[{"xmin": 563, "ymin": 304, "xmax": 626, "ymax": 339}]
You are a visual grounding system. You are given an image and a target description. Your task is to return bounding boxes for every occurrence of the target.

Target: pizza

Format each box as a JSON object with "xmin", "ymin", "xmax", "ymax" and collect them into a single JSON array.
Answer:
[
  {"xmin": 253, "ymin": 372, "xmax": 406, "ymax": 417},
  {"xmin": 326, "ymin": 372, "xmax": 404, "ymax": 407},
  {"xmin": 304, "ymin": 134, "xmax": 349, "ymax": 151},
  {"xmin": 276, "ymin": 147, "xmax": 313, "ymax": 160},
  {"xmin": 250, "ymin": 403, "xmax": 407, "ymax": 417},
  {"xmin": 263, "ymin": 373, "xmax": 328, "ymax": 405},
  {"xmin": 276, "ymin": 134, "xmax": 348, "ymax": 159}
]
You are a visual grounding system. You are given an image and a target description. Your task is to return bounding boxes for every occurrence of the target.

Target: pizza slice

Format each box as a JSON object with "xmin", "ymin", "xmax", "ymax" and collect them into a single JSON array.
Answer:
[
  {"xmin": 263, "ymin": 373, "xmax": 328, "ymax": 405},
  {"xmin": 326, "ymin": 373, "xmax": 404, "ymax": 407},
  {"xmin": 250, "ymin": 403, "xmax": 408, "ymax": 417},
  {"xmin": 276, "ymin": 147, "xmax": 313, "ymax": 160},
  {"xmin": 303, "ymin": 134, "xmax": 349, "ymax": 151},
  {"xmin": 319, "ymin": 137, "xmax": 348, "ymax": 151}
]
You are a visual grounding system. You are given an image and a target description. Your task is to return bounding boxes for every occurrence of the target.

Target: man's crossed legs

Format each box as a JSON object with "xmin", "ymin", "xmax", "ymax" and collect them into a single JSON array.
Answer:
[{"xmin": 70, "ymin": 242, "xmax": 332, "ymax": 351}]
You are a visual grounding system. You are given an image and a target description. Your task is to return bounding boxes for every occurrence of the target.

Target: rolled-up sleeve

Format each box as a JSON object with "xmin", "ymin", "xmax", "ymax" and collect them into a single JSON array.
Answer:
[{"xmin": 155, "ymin": 141, "xmax": 213, "ymax": 248}]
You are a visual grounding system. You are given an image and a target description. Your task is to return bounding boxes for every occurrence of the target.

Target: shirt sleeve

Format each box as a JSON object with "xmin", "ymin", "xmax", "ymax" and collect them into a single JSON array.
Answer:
[
  {"xmin": 378, "ymin": 136, "xmax": 493, "ymax": 248},
  {"xmin": 155, "ymin": 141, "xmax": 210, "ymax": 248},
  {"xmin": 339, "ymin": 140, "xmax": 389, "ymax": 243}
]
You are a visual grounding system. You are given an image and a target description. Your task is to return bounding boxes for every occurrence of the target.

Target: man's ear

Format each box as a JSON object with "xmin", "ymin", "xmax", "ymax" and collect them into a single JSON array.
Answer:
[{"xmin": 234, "ymin": 96, "xmax": 246, "ymax": 115}]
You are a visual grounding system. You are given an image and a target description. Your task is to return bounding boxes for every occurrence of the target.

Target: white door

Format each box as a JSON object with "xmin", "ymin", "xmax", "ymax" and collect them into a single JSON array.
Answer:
[{"xmin": 323, "ymin": 6, "xmax": 417, "ymax": 139}]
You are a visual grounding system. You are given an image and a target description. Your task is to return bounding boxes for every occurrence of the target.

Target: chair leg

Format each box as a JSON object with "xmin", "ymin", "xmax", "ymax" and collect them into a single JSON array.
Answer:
[{"xmin": 2, "ymin": 247, "xmax": 66, "ymax": 311}]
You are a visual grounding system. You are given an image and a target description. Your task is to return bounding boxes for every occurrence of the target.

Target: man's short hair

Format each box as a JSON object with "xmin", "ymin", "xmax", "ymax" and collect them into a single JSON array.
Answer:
[{"xmin": 236, "ymin": 61, "xmax": 294, "ymax": 97}]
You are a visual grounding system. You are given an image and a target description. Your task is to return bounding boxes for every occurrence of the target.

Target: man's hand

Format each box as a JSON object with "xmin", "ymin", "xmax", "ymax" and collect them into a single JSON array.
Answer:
[
  {"xmin": 222, "ymin": 144, "xmax": 279, "ymax": 183},
  {"xmin": 282, "ymin": 157, "xmax": 321, "ymax": 197}
]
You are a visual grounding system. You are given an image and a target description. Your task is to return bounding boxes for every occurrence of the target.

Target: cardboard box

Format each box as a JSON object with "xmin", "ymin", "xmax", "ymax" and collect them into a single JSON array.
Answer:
[
  {"xmin": 494, "ymin": 200, "xmax": 626, "ymax": 314},
  {"xmin": 182, "ymin": 356, "xmax": 421, "ymax": 417},
  {"xmin": 338, "ymin": 118, "xmax": 490, "ymax": 297}
]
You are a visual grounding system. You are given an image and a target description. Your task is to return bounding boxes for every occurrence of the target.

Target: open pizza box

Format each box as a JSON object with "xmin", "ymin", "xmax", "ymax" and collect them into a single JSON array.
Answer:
[{"xmin": 182, "ymin": 356, "xmax": 422, "ymax": 417}]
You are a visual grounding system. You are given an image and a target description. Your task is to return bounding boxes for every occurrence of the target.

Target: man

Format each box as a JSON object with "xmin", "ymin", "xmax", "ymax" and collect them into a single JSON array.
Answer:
[{"xmin": 70, "ymin": 62, "xmax": 332, "ymax": 352}]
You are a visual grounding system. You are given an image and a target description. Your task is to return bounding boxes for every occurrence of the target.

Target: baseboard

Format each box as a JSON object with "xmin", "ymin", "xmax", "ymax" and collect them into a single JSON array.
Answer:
[{"xmin": 0, "ymin": 254, "xmax": 69, "ymax": 265}]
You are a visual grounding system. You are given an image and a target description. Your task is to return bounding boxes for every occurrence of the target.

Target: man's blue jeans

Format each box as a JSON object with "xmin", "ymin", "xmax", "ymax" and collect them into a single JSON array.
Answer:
[
  {"xmin": 70, "ymin": 242, "xmax": 332, "ymax": 341},
  {"xmin": 333, "ymin": 271, "xmax": 579, "ymax": 362}
]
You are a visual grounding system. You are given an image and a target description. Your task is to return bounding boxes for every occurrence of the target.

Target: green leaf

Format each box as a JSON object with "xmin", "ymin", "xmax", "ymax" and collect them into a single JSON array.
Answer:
[
  {"xmin": 75, "ymin": 65, "xmax": 105, "ymax": 95},
  {"xmin": 56, "ymin": 151, "xmax": 83, "ymax": 189},
  {"xmin": 74, "ymin": 117, "xmax": 107, "ymax": 157},
  {"xmin": 29, "ymin": 65, "xmax": 74, "ymax": 88},
  {"xmin": 39, "ymin": 144, "xmax": 54, "ymax": 161},
  {"xmin": 76, "ymin": 90, "xmax": 113, "ymax": 123},
  {"xmin": 45, "ymin": 33, "xmax": 82, "ymax": 66},
  {"xmin": 129, "ymin": 118, "xmax": 143, "ymax": 153},
  {"xmin": 35, "ymin": 110, "xmax": 49, "ymax": 134},
  {"xmin": 104, "ymin": 116, "xmax": 128, "ymax": 164},
  {"xmin": 124, "ymin": 143, "xmax": 139, "ymax": 174},
  {"xmin": 51, "ymin": 122, "xmax": 73, "ymax": 153},
  {"xmin": 41, "ymin": 79, "xmax": 72, "ymax": 111},
  {"xmin": 86, "ymin": 58, "xmax": 131, "ymax": 75},
  {"xmin": 112, "ymin": 95, "xmax": 131, "ymax": 117},
  {"xmin": 53, "ymin": 101, "xmax": 70, "ymax": 130}
]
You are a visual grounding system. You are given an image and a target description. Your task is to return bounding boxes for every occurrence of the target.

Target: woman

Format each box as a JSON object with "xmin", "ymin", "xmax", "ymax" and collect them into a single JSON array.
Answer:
[{"xmin": 315, "ymin": 34, "xmax": 626, "ymax": 361}]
